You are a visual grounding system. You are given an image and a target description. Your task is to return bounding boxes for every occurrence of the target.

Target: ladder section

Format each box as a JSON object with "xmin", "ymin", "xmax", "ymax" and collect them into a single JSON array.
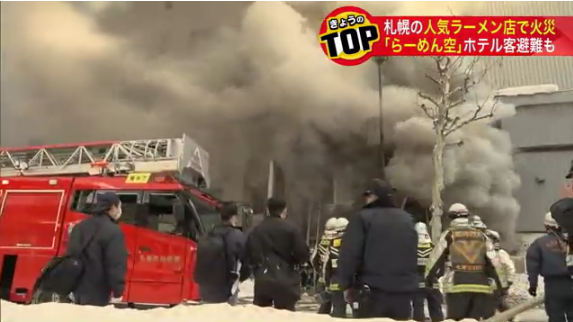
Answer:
[{"xmin": 0, "ymin": 134, "xmax": 210, "ymax": 188}]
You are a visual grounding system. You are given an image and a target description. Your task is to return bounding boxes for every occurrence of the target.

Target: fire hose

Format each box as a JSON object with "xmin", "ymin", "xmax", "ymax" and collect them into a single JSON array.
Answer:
[{"xmin": 485, "ymin": 296, "xmax": 544, "ymax": 322}]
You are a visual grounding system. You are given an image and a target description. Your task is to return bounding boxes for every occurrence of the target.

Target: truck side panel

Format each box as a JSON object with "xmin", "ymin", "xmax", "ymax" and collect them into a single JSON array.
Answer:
[
  {"xmin": 0, "ymin": 178, "xmax": 74, "ymax": 302},
  {"xmin": 0, "ymin": 190, "xmax": 64, "ymax": 249}
]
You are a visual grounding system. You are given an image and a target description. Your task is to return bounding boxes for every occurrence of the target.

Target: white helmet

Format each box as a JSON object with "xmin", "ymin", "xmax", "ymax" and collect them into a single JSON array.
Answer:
[
  {"xmin": 415, "ymin": 222, "xmax": 429, "ymax": 235},
  {"xmin": 486, "ymin": 229, "xmax": 500, "ymax": 241},
  {"xmin": 325, "ymin": 217, "xmax": 337, "ymax": 231},
  {"xmin": 415, "ymin": 222, "xmax": 431, "ymax": 243},
  {"xmin": 448, "ymin": 203, "xmax": 469, "ymax": 218},
  {"xmin": 471, "ymin": 215, "xmax": 487, "ymax": 230},
  {"xmin": 334, "ymin": 218, "xmax": 349, "ymax": 231},
  {"xmin": 544, "ymin": 212, "xmax": 559, "ymax": 228}
]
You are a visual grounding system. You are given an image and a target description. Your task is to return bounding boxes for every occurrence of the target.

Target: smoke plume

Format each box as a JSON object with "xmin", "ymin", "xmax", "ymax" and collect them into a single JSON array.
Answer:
[{"xmin": 1, "ymin": 1, "xmax": 521, "ymax": 246}]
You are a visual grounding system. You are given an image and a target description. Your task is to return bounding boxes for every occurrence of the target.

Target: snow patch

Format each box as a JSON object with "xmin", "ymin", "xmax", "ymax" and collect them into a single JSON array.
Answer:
[
  {"xmin": 496, "ymin": 84, "xmax": 559, "ymax": 97},
  {"xmin": 2, "ymin": 298, "xmax": 478, "ymax": 322},
  {"xmin": 2, "ymin": 277, "xmax": 545, "ymax": 322}
]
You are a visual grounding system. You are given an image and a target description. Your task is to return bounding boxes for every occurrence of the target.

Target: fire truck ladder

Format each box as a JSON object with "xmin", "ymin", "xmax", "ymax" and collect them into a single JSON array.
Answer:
[{"xmin": 0, "ymin": 134, "xmax": 211, "ymax": 188}]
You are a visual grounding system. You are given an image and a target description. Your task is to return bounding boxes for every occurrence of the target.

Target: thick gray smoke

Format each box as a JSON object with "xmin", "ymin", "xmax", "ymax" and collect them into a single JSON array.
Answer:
[{"xmin": 1, "ymin": 1, "xmax": 520, "ymax": 246}]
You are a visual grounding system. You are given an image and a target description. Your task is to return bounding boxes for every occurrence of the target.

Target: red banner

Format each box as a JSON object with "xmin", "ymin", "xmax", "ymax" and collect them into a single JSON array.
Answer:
[{"xmin": 318, "ymin": 6, "xmax": 573, "ymax": 66}]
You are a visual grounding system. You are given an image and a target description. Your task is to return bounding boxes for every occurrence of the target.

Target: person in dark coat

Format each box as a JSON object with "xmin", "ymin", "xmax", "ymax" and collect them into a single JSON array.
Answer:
[
  {"xmin": 67, "ymin": 192, "xmax": 128, "ymax": 306},
  {"xmin": 526, "ymin": 211, "xmax": 573, "ymax": 322},
  {"xmin": 337, "ymin": 179, "xmax": 418, "ymax": 320},
  {"xmin": 245, "ymin": 198, "xmax": 310, "ymax": 311},
  {"xmin": 199, "ymin": 202, "xmax": 250, "ymax": 304},
  {"xmin": 549, "ymin": 197, "xmax": 573, "ymax": 275}
]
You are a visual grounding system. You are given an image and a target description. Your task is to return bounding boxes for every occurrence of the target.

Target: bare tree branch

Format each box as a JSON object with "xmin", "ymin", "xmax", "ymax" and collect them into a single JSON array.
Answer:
[
  {"xmin": 425, "ymin": 74, "xmax": 441, "ymax": 87},
  {"xmin": 419, "ymin": 103, "xmax": 436, "ymax": 120},
  {"xmin": 419, "ymin": 55, "xmax": 500, "ymax": 242},
  {"xmin": 418, "ymin": 92, "xmax": 441, "ymax": 109},
  {"xmin": 443, "ymin": 99, "xmax": 498, "ymax": 136}
]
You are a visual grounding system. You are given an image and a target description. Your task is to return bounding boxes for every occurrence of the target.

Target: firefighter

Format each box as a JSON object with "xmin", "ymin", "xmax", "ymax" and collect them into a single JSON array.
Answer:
[
  {"xmin": 413, "ymin": 222, "xmax": 444, "ymax": 322},
  {"xmin": 311, "ymin": 217, "xmax": 338, "ymax": 314},
  {"xmin": 326, "ymin": 217, "xmax": 349, "ymax": 318},
  {"xmin": 526, "ymin": 212, "xmax": 573, "ymax": 322},
  {"xmin": 425, "ymin": 203, "xmax": 503, "ymax": 321},
  {"xmin": 486, "ymin": 229, "xmax": 515, "ymax": 317},
  {"xmin": 470, "ymin": 215, "xmax": 488, "ymax": 233},
  {"xmin": 549, "ymin": 197, "xmax": 573, "ymax": 275}
]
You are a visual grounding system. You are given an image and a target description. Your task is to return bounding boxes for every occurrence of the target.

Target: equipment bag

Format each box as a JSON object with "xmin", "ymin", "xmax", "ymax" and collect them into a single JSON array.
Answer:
[
  {"xmin": 194, "ymin": 229, "xmax": 232, "ymax": 285},
  {"xmin": 32, "ymin": 223, "xmax": 99, "ymax": 299}
]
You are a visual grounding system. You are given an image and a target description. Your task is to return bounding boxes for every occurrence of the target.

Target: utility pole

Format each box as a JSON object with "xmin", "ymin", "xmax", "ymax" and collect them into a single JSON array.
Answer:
[{"xmin": 376, "ymin": 56, "xmax": 389, "ymax": 179}]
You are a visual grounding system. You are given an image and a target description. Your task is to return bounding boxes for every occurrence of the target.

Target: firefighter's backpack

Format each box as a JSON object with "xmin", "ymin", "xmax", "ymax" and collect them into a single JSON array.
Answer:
[
  {"xmin": 33, "ymin": 224, "xmax": 98, "ymax": 300},
  {"xmin": 194, "ymin": 228, "xmax": 232, "ymax": 285}
]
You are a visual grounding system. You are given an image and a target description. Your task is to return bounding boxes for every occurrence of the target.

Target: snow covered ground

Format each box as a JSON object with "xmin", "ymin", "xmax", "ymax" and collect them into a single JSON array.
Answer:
[{"xmin": 1, "ymin": 278, "xmax": 548, "ymax": 322}]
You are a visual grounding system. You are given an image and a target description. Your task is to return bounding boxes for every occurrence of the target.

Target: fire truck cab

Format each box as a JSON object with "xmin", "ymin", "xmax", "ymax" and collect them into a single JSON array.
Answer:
[{"xmin": 0, "ymin": 134, "xmax": 250, "ymax": 306}]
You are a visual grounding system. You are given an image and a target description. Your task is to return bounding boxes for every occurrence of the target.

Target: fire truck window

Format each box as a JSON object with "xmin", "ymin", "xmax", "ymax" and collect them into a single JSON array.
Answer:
[
  {"xmin": 70, "ymin": 190, "xmax": 141, "ymax": 225},
  {"xmin": 145, "ymin": 192, "xmax": 179, "ymax": 234},
  {"xmin": 114, "ymin": 193, "xmax": 140, "ymax": 225},
  {"xmin": 94, "ymin": 191, "xmax": 140, "ymax": 225},
  {"xmin": 70, "ymin": 190, "xmax": 96, "ymax": 213},
  {"xmin": 187, "ymin": 193, "xmax": 218, "ymax": 216}
]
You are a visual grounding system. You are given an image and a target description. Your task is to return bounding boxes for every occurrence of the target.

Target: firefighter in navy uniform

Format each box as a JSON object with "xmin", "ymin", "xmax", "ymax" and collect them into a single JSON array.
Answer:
[
  {"xmin": 311, "ymin": 218, "xmax": 338, "ymax": 314},
  {"xmin": 526, "ymin": 211, "xmax": 573, "ymax": 322},
  {"xmin": 413, "ymin": 222, "xmax": 444, "ymax": 322},
  {"xmin": 325, "ymin": 218, "xmax": 350, "ymax": 318},
  {"xmin": 425, "ymin": 203, "xmax": 503, "ymax": 321}
]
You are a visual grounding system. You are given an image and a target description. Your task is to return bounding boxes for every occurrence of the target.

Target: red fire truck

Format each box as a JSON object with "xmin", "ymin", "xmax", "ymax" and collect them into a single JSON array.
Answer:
[{"xmin": 0, "ymin": 134, "xmax": 253, "ymax": 306}]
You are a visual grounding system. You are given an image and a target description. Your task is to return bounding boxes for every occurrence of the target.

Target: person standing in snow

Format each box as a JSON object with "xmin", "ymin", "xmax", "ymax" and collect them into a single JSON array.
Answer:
[
  {"xmin": 412, "ymin": 222, "xmax": 444, "ymax": 322},
  {"xmin": 526, "ymin": 212, "xmax": 573, "ymax": 322},
  {"xmin": 245, "ymin": 198, "xmax": 309, "ymax": 311},
  {"xmin": 549, "ymin": 197, "xmax": 573, "ymax": 274},
  {"xmin": 324, "ymin": 217, "xmax": 351, "ymax": 318},
  {"xmin": 66, "ymin": 192, "xmax": 128, "ymax": 306},
  {"xmin": 425, "ymin": 203, "xmax": 502, "ymax": 321},
  {"xmin": 337, "ymin": 179, "xmax": 418, "ymax": 320},
  {"xmin": 311, "ymin": 218, "xmax": 338, "ymax": 314},
  {"xmin": 194, "ymin": 202, "xmax": 250, "ymax": 305},
  {"xmin": 485, "ymin": 230, "xmax": 515, "ymax": 316}
]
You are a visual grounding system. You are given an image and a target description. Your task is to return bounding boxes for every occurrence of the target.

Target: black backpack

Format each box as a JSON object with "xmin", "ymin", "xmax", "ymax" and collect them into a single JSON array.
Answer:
[
  {"xmin": 31, "ymin": 224, "xmax": 98, "ymax": 301},
  {"xmin": 194, "ymin": 229, "xmax": 232, "ymax": 285}
]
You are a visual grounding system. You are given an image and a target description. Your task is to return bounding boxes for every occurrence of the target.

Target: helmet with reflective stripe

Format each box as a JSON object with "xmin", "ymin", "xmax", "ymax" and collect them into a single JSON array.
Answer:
[
  {"xmin": 448, "ymin": 203, "xmax": 469, "ymax": 219},
  {"xmin": 470, "ymin": 215, "xmax": 487, "ymax": 230},
  {"xmin": 544, "ymin": 212, "xmax": 559, "ymax": 228}
]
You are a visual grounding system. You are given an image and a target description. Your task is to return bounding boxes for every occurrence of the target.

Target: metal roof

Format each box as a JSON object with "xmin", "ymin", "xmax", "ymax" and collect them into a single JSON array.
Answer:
[{"xmin": 482, "ymin": 2, "xmax": 573, "ymax": 90}]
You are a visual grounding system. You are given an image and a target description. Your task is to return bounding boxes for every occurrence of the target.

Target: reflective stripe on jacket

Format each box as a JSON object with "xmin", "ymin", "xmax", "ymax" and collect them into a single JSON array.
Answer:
[
  {"xmin": 425, "ymin": 218, "xmax": 502, "ymax": 294},
  {"xmin": 326, "ymin": 237, "xmax": 342, "ymax": 291}
]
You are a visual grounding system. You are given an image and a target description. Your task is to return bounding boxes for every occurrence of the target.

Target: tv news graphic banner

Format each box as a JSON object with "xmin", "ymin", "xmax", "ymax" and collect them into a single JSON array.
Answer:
[{"xmin": 317, "ymin": 6, "xmax": 573, "ymax": 66}]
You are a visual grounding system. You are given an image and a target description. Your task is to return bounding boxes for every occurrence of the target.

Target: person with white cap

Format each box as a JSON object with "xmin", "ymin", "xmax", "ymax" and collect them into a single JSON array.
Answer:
[
  {"xmin": 470, "ymin": 215, "xmax": 488, "ymax": 233},
  {"xmin": 311, "ymin": 217, "xmax": 338, "ymax": 314},
  {"xmin": 324, "ymin": 217, "xmax": 351, "ymax": 317},
  {"xmin": 425, "ymin": 203, "xmax": 502, "ymax": 321},
  {"xmin": 412, "ymin": 222, "xmax": 444, "ymax": 322},
  {"xmin": 526, "ymin": 211, "xmax": 573, "ymax": 322},
  {"xmin": 485, "ymin": 230, "xmax": 514, "ymax": 316}
]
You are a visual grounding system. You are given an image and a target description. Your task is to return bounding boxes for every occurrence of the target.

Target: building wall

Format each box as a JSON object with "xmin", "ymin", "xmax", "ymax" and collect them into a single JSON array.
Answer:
[
  {"xmin": 501, "ymin": 92, "xmax": 573, "ymax": 148},
  {"xmin": 482, "ymin": 2, "xmax": 573, "ymax": 90},
  {"xmin": 499, "ymin": 89, "xmax": 573, "ymax": 232}
]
